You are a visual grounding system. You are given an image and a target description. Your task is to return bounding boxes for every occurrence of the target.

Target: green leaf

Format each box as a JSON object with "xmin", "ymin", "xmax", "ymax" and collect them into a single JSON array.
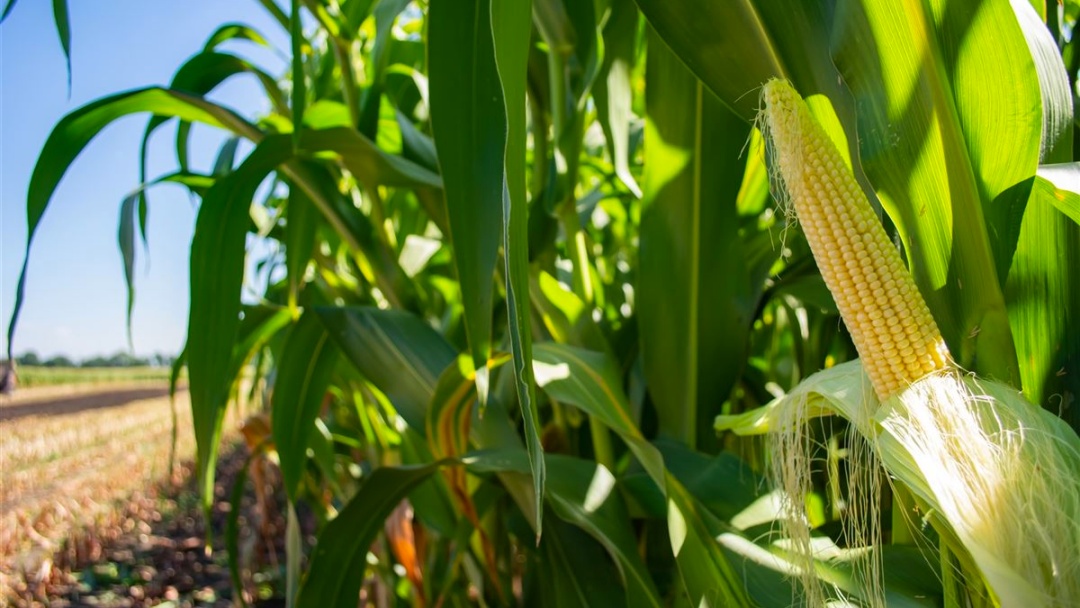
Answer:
[
  {"xmin": 7, "ymin": 86, "xmax": 259, "ymax": 359},
  {"xmin": 271, "ymin": 310, "xmax": 340, "ymax": 501},
  {"xmin": 316, "ymin": 306, "xmax": 456, "ymax": 431},
  {"xmin": 296, "ymin": 463, "xmax": 446, "ymax": 608},
  {"xmin": 301, "ymin": 127, "xmax": 442, "ymax": 189},
  {"xmin": 229, "ymin": 305, "xmax": 295, "ymax": 389},
  {"xmin": 1003, "ymin": 2, "xmax": 1080, "ymax": 425},
  {"xmin": 139, "ymin": 50, "xmax": 287, "ymax": 213},
  {"xmin": 594, "ymin": 0, "xmax": 642, "ymax": 197},
  {"xmin": 532, "ymin": 343, "xmax": 664, "ymax": 486},
  {"xmin": 633, "ymin": 0, "xmax": 784, "ymax": 120},
  {"xmin": 290, "ymin": 0, "xmax": 305, "ymax": 151},
  {"xmin": 343, "ymin": 0, "xmax": 375, "ymax": 35},
  {"xmin": 639, "ymin": 30, "xmax": 755, "ymax": 450},
  {"xmin": 1035, "ymin": 165, "xmax": 1080, "ymax": 225},
  {"xmin": 117, "ymin": 194, "xmax": 137, "ymax": 349},
  {"xmin": 286, "ymin": 182, "xmax": 318, "ymax": 310},
  {"xmin": 0, "ymin": 0, "xmax": 17, "ymax": 23},
  {"xmin": 357, "ymin": 0, "xmax": 411, "ymax": 137},
  {"xmin": 203, "ymin": 22, "xmax": 272, "ymax": 51},
  {"xmin": 533, "ymin": 515, "xmax": 629, "ymax": 607},
  {"xmin": 1011, "ymin": 174, "xmax": 1080, "ymax": 427},
  {"xmin": 491, "ymin": 0, "xmax": 545, "ymax": 542},
  {"xmin": 429, "ymin": 0, "xmax": 505, "ymax": 406},
  {"xmin": 664, "ymin": 477, "xmax": 749, "ymax": 607},
  {"xmin": 829, "ymin": 0, "xmax": 1028, "ymax": 384},
  {"xmin": 466, "ymin": 451, "xmax": 662, "ymax": 607},
  {"xmin": 531, "ymin": 342, "xmax": 748, "ymax": 606},
  {"xmin": 212, "ymin": 137, "xmax": 241, "ymax": 176},
  {"xmin": 542, "ymin": 456, "xmax": 661, "ymax": 608},
  {"xmin": 187, "ymin": 139, "xmax": 296, "ymax": 513},
  {"xmin": 52, "ymin": 0, "xmax": 71, "ymax": 92}
]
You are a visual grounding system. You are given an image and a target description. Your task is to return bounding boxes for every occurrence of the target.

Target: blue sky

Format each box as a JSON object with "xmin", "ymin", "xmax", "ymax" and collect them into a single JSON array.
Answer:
[{"xmin": 1, "ymin": 0, "xmax": 287, "ymax": 360}]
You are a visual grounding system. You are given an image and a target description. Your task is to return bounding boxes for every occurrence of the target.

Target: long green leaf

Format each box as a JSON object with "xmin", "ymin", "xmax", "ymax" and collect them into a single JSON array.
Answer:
[
  {"xmin": 285, "ymin": 182, "xmax": 318, "ymax": 310},
  {"xmin": 271, "ymin": 310, "xmax": 340, "ymax": 501},
  {"xmin": 468, "ymin": 450, "xmax": 662, "ymax": 608},
  {"xmin": 117, "ymin": 194, "xmax": 137, "ymax": 349},
  {"xmin": 296, "ymin": 463, "xmax": 446, "ymax": 608},
  {"xmin": 52, "ymin": 0, "xmax": 71, "ymax": 92},
  {"xmin": 6, "ymin": 86, "xmax": 258, "ymax": 359},
  {"xmin": 301, "ymin": 127, "xmax": 442, "ymax": 188},
  {"xmin": 639, "ymin": 30, "xmax": 755, "ymax": 450},
  {"xmin": 428, "ymin": 0, "xmax": 504, "ymax": 407},
  {"xmin": 491, "ymin": 0, "xmax": 545, "ymax": 542},
  {"xmin": 291, "ymin": 0, "xmax": 308, "ymax": 149},
  {"xmin": 532, "ymin": 342, "xmax": 664, "ymax": 487},
  {"xmin": 633, "ymin": 0, "xmax": 783, "ymax": 120},
  {"xmin": 823, "ymin": 1, "xmax": 1027, "ymax": 383},
  {"xmin": 316, "ymin": 306, "xmax": 456, "ymax": 431},
  {"xmin": 531, "ymin": 342, "xmax": 748, "ymax": 606},
  {"xmin": 187, "ymin": 140, "xmax": 296, "ymax": 513},
  {"xmin": 1003, "ymin": 2, "xmax": 1080, "ymax": 425},
  {"xmin": 138, "ymin": 51, "xmax": 288, "ymax": 235},
  {"xmin": 533, "ymin": 515, "xmax": 629, "ymax": 606}
]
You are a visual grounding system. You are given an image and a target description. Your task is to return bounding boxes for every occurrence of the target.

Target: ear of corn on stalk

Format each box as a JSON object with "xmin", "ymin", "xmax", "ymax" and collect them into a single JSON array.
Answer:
[{"xmin": 717, "ymin": 78, "xmax": 1080, "ymax": 607}]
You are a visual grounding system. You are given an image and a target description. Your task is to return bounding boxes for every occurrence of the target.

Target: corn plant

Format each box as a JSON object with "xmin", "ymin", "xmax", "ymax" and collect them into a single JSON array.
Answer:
[{"xmin": 7, "ymin": 0, "xmax": 1080, "ymax": 606}]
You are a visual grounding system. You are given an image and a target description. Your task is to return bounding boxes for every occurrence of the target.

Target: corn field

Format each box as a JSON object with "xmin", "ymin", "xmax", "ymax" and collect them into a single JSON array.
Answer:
[{"xmin": 6, "ymin": 0, "xmax": 1080, "ymax": 606}]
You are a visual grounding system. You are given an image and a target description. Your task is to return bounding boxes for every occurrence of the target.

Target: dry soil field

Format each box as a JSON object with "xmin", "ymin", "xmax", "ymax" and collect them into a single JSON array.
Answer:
[{"xmin": 0, "ymin": 382, "xmax": 200, "ymax": 605}]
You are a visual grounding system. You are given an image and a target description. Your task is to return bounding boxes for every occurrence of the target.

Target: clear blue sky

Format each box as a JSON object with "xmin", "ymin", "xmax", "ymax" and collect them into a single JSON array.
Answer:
[{"xmin": 1, "ymin": 0, "xmax": 287, "ymax": 360}]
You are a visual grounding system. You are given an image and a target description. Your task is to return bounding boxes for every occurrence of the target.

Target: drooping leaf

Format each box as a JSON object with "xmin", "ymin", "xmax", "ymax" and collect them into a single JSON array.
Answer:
[
  {"xmin": 469, "ymin": 450, "xmax": 662, "ymax": 607},
  {"xmin": 533, "ymin": 343, "xmax": 665, "ymax": 487},
  {"xmin": 203, "ymin": 22, "xmax": 272, "ymax": 51},
  {"xmin": 117, "ymin": 194, "xmax": 137, "ymax": 349},
  {"xmin": 52, "ymin": 0, "xmax": 71, "ymax": 92},
  {"xmin": 316, "ymin": 306, "xmax": 457, "ymax": 431},
  {"xmin": 491, "ymin": 0, "xmax": 545, "ymax": 542},
  {"xmin": 138, "ymin": 51, "xmax": 287, "ymax": 233},
  {"xmin": 7, "ymin": 87, "xmax": 259, "ymax": 359},
  {"xmin": 531, "ymin": 342, "xmax": 748, "ymax": 606},
  {"xmin": 296, "ymin": 463, "xmax": 446, "ymax": 608},
  {"xmin": 271, "ymin": 310, "xmax": 339, "ymax": 501},
  {"xmin": 429, "ymin": 0, "xmax": 504, "ymax": 407}
]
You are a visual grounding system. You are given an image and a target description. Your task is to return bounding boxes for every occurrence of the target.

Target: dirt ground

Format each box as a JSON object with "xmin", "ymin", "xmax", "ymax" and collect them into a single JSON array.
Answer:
[{"xmin": 0, "ymin": 384, "xmax": 285, "ymax": 607}]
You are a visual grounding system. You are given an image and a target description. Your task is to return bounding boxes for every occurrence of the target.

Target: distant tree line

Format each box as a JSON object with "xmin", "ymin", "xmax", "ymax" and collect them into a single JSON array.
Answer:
[{"xmin": 13, "ymin": 351, "xmax": 176, "ymax": 368}]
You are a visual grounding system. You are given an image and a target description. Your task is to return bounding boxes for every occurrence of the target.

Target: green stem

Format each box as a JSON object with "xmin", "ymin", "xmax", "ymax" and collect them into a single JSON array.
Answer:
[
  {"xmin": 590, "ymin": 417, "xmax": 615, "ymax": 471},
  {"xmin": 331, "ymin": 38, "xmax": 361, "ymax": 128}
]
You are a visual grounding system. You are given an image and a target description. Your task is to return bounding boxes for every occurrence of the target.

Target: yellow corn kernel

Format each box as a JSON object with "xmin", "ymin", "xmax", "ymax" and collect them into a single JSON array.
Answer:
[{"xmin": 760, "ymin": 79, "xmax": 949, "ymax": 400}]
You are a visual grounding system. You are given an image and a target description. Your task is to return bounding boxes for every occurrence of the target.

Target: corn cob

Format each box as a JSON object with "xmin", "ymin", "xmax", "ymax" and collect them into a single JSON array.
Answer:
[{"xmin": 760, "ymin": 79, "xmax": 950, "ymax": 400}]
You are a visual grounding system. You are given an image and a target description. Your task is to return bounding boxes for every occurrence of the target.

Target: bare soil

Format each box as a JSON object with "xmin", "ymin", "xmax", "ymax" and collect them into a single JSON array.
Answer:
[{"xmin": 0, "ymin": 384, "xmax": 285, "ymax": 607}]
